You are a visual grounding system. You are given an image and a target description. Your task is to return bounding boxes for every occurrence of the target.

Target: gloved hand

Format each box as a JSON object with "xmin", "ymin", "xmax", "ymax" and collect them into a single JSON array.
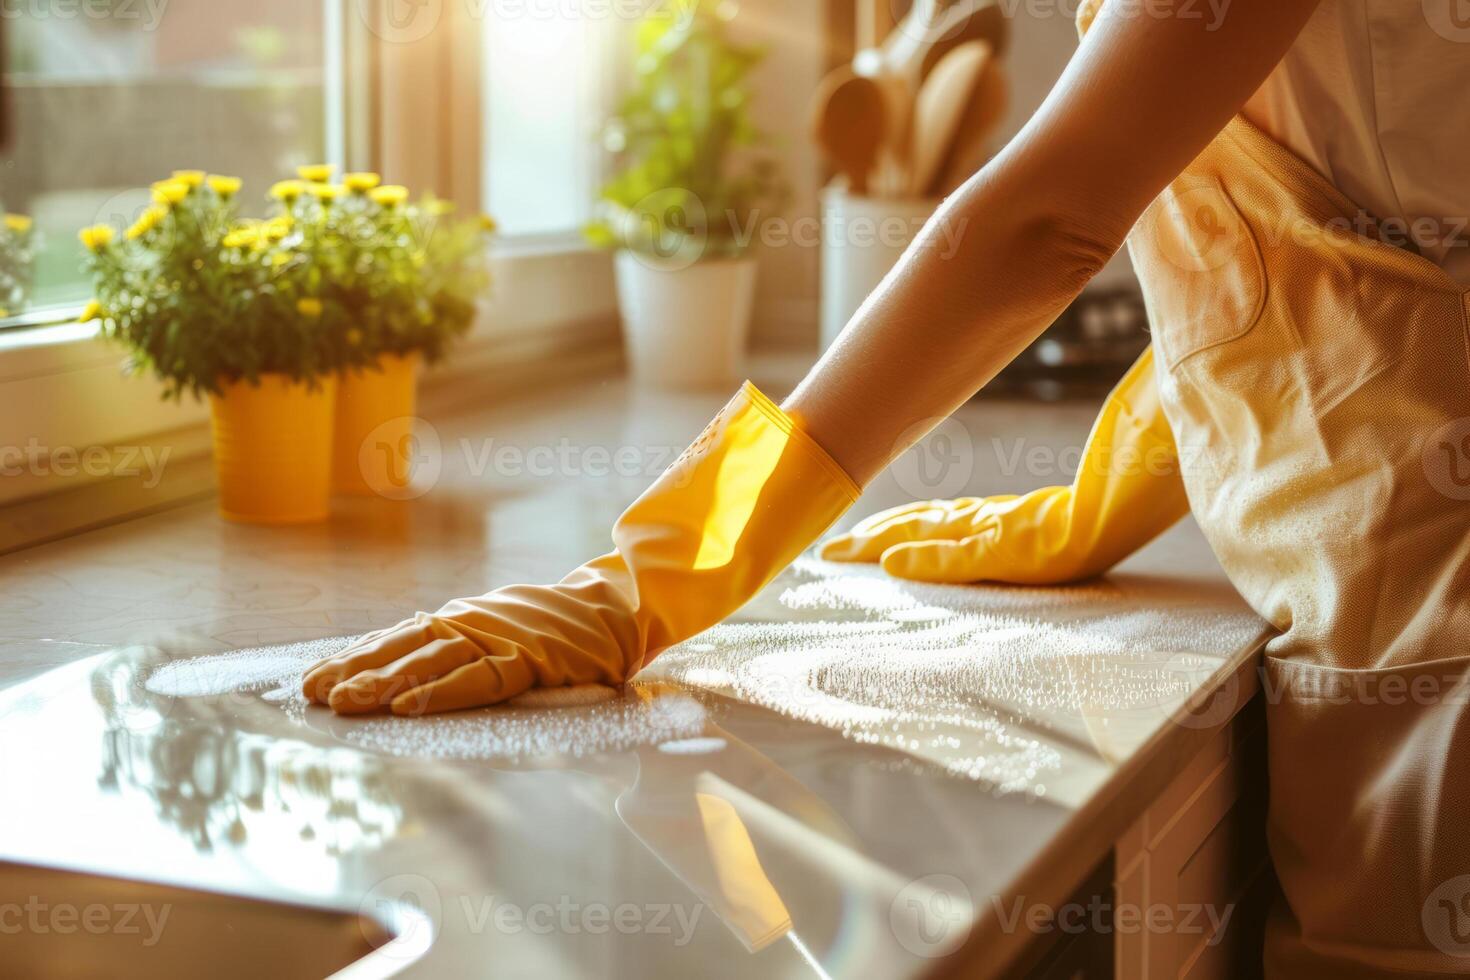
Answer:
[
  {"xmin": 818, "ymin": 346, "xmax": 1189, "ymax": 584},
  {"xmin": 304, "ymin": 382, "xmax": 860, "ymax": 715}
]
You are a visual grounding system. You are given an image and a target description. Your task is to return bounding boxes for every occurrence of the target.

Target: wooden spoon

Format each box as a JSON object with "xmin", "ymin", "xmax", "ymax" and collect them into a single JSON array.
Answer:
[
  {"xmin": 810, "ymin": 65, "xmax": 888, "ymax": 196},
  {"xmin": 909, "ymin": 40, "xmax": 991, "ymax": 197},
  {"xmin": 931, "ymin": 49, "xmax": 1008, "ymax": 196},
  {"xmin": 851, "ymin": 46, "xmax": 917, "ymax": 197}
]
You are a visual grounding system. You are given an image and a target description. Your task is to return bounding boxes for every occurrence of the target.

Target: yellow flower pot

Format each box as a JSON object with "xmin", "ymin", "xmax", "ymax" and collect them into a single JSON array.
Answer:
[
  {"xmin": 209, "ymin": 374, "xmax": 336, "ymax": 524},
  {"xmin": 333, "ymin": 352, "xmax": 421, "ymax": 497}
]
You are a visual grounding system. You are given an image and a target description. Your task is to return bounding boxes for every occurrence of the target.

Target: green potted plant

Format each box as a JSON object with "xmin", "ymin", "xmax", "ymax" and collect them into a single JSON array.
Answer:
[
  {"xmin": 1, "ymin": 212, "xmax": 37, "ymax": 318},
  {"xmin": 586, "ymin": 1, "xmax": 785, "ymax": 389},
  {"xmin": 270, "ymin": 165, "xmax": 495, "ymax": 497},
  {"xmin": 80, "ymin": 170, "xmax": 353, "ymax": 525}
]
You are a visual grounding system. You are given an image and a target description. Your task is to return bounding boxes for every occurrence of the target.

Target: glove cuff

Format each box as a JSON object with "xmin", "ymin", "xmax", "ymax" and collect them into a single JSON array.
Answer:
[{"xmin": 613, "ymin": 381, "xmax": 862, "ymax": 666}]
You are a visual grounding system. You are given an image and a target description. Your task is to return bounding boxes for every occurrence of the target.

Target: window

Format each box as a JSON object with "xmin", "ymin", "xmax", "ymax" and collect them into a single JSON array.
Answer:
[
  {"xmin": 0, "ymin": 0, "xmax": 341, "ymax": 325},
  {"xmin": 481, "ymin": 0, "xmax": 620, "ymax": 240}
]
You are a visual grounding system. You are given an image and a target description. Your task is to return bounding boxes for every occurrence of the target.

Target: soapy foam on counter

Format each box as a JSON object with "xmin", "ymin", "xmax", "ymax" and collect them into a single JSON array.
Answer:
[
  {"xmin": 140, "ymin": 558, "xmax": 1263, "ymax": 782},
  {"xmin": 146, "ymin": 637, "xmax": 353, "ymax": 700},
  {"xmin": 341, "ymin": 691, "xmax": 706, "ymax": 761},
  {"xmin": 645, "ymin": 558, "xmax": 1265, "ymax": 794},
  {"xmin": 148, "ymin": 638, "xmax": 617, "ymax": 710},
  {"xmin": 144, "ymin": 636, "xmax": 694, "ymax": 762}
]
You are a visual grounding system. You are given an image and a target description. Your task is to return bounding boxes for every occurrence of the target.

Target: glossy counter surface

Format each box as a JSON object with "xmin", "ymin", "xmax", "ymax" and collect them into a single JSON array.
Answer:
[{"xmin": 0, "ymin": 367, "xmax": 1267, "ymax": 977}]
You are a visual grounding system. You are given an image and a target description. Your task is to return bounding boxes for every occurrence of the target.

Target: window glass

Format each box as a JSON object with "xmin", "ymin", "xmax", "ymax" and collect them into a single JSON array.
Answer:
[
  {"xmin": 0, "ymin": 1, "xmax": 334, "ymax": 321},
  {"xmin": 482, "ymin": 0, "xmax": 618, "ymax": 238}
]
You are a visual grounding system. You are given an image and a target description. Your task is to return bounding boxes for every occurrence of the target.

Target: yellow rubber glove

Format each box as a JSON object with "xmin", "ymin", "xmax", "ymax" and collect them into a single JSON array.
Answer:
[
  {"xmin": 304, "ymin": 382, "xmax": 860, "ymax": 715},
  {"xmin": 818, "ymin": 346, "xmax": 1189, "ymax": 585}
]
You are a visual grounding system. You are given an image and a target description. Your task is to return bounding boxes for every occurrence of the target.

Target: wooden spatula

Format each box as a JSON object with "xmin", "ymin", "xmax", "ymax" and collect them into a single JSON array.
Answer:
[
  {"xmin": 909, "ymin": 40, "xmax": 991, "ymax": 197},
  {"xmin": 810, "ymin": 65, "xmax": 888, "ymax": 196}
]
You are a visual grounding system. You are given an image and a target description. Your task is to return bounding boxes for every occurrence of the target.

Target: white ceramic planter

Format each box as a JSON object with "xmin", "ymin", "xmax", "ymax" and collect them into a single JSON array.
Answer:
[
  {"xmin": 820, "ymin": 188, "xmax": 940, "ymax": 351},
  {"xmin": 614, "ymin": 251, "xmax": 758, "ymax": 390}
]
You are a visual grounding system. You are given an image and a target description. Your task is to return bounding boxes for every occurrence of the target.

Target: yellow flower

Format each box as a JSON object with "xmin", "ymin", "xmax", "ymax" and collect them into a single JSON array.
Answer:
[
  {"xmin": 78, "ymin": 224, "xmax": 116, "ymax": 252},
  {"xmin": 222, "ymin": 224, "xmax": 260, "ymax": 249},
  {"xmin": 207, "ymin": 174, "xmax": 243, "ymax": 198},
  {"xmin": 263, "ymin": 215, "xmax": 293, "ymax": 241},
  {"xmin": 4, "ymin": 213, "xmax": 32, "ymax": 234},
  {"xmin": 79, "ymin": 299, "xmax": 105, "ymax": 322},
  {"xmin": 427, "ymin": 198, "xmax": 455, "ymax": 216},
  {"xmin": 296, "ymin": 297, "xmax": 324, "ymax": 318},
  {"xmin": 369, "ymin": 184, "xmax": 409, "ymax": 208},
  {"xmin": 171, "ymin": 169, "xmax": 206, "ymax": 188},
  {"xmin": 478, "ymin": 214, "xmax": 498, "ymax": 234},
  {"xmin": 343, "ymin": 172, "xmax": 381, "ymax": 193},
  {"xmin": 308, "ymin": 183, "xmax": 344, "ymax": 203},
  {"xmin": 270, "ymin": 179, "xmax": 306, "ymax": 203},
  {"xmin": 297, "ymin": 163, "xmax": 335, "ymax": 183},
  {"xmin": 151, "ymin": 181, "xmax": 190, "ymax": 206},
  {"xmin": 125, "ymin": 205, "xmax": 169, "ymax": 240}
]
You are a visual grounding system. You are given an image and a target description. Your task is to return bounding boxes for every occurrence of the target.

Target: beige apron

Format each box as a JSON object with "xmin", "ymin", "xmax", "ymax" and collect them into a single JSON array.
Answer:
[
  {"xmin": 1098, "ymin": 42, "xmax": 1470, "ymax": 980},
  {"xmin": 1075, "ymin": 2, "xmax": 1470, "ymax": 975}
]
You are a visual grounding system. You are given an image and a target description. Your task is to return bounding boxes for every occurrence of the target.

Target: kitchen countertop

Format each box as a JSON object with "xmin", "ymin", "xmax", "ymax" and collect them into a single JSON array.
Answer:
[{"xmin": 0, "ymin": 359, "xmax": 1268, "ymax": 977}]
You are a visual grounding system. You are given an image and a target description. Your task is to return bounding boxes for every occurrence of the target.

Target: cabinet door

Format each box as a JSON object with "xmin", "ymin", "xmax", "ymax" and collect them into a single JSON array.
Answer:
[{"xmin": 1114, "ymin": 696, "xmax": 1270, "ymax": 979}]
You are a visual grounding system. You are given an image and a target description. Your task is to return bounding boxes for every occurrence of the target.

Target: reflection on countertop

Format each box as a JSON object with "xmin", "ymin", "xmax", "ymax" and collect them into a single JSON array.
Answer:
[{"xmin": 0, "ymin": 365, "xmax": 1267, "ymax": 977}]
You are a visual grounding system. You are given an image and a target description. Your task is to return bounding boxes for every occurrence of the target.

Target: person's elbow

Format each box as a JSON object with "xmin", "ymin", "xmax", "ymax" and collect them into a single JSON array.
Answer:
[
  {"xmin": 1019, "ymin": 205, "xmax": 1122, "ymax": 297},
  {"xmin": 935, "ymin": 191, "xmax": 1123, "ymax": 319}
]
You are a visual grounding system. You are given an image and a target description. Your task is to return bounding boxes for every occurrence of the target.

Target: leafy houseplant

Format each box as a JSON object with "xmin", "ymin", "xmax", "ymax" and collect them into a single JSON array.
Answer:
[
  {"xmin": 82, "ymin": 171, "xmax": 353, "ymax": 400},
  {"xmin": 80, "ymin": 170, "xmax": 351, "ymax": 523},
  {"xmin": 586, "ymin": 2, "xmax": 785, "ymax": 390},
  {"xmin": 270, "ymin": 169, "xmax": 493, "ymax": 370},
  {"xmin": 79, "ymin": 167, "xmax": 495, "ymax": 519},
  {"xmin": 586, "ymin": 2, "xmax": 784, "ymax": 263},
  {"xmin": 267, "ymin": 167, "xmax": 496, "ymax": 495}
]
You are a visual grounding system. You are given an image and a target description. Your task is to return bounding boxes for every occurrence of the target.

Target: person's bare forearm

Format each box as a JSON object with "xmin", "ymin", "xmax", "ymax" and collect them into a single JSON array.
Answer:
[
  {"xmin": 785, "ymin": 142, "xmax": 1119, "ymax": 485},
  {"xmin": 785, "ymin": 0, "xmax": 1322, "ymax": 485}
]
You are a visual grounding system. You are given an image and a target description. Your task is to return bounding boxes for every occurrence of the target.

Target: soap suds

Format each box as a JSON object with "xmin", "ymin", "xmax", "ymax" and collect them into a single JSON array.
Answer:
[
  {"xmin": 146, "ymin": 637, "xmax": 353, "ymax": 699},
  {"xmin": 645, "ymin": 557, "xmax": 1265, "ymax": 794},
  {"xmin": 144, "ymin": 637, "xmax": 700, "ymax": 762},
  {"xmin": 149, "ymin": 641, "xmax": 617, "ymax": 710},
  {"xmin": 139, "ymin": 557, "xmax": 1263, "ymax": 788},
  {"xmin": 339, "ymin": 691, "xmax": 707, "ymax": 761}
]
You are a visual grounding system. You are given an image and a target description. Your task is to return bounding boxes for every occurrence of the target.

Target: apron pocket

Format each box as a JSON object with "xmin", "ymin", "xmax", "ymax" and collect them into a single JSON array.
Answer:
[{"xmin": 1130, "ymin": 175, "xmax": 1266, "ymax": 370}]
